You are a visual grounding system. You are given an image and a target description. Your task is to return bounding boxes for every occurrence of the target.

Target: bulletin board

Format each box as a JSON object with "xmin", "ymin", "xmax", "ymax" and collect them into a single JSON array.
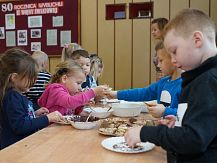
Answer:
[{"xmin": 0, "ymin": 0, "xmax": 79, "ymax": 55}]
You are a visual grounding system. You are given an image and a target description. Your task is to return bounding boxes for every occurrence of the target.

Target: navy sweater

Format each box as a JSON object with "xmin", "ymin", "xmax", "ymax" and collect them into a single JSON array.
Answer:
[{"xmin": 0, "ymin": 89, "xmax": 49, "ymax": 149}]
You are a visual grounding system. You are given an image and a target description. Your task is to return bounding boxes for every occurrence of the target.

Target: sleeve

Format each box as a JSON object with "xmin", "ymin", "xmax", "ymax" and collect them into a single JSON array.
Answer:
[
  {"xmin": 50, "ymin": 88, "xmax": 95, "ymax": 109},
  {"xmin": 117, "ymin": 80, "xmax": 163, "ymax": 101},
  {"xmin": 5, "ymin": 92, "xmax": 49, "ymax": 135},
  {"xmin": 163, "ymin": 107, "xmax": 177, "ymax": 116},
  {"xmin": 139, "ymin": 76, "xmax": 217, "ymax": 154}
]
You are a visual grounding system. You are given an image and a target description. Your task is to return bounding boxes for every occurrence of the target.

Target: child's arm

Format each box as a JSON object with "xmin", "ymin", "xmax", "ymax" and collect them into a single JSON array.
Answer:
[
  {"xmin": 116, "ymin": 79, "xmax": 162, "ymax": 101},
  {"xmin": 163, "ymin": 107, "xmax": 177, "ymax": 116},
  {"xmin": 6, "ymin": 94, "xmax": 50, "ymax": 135},
  {"xmin": 104, "ymin": 90, "xmax": 117, "ymax": 99}
]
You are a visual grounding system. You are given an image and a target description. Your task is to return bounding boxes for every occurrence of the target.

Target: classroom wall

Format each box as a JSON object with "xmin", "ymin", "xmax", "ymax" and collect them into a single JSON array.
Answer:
[{"xmin": 80, "ymin": 0, "xmax": 217, "ymax": 90}]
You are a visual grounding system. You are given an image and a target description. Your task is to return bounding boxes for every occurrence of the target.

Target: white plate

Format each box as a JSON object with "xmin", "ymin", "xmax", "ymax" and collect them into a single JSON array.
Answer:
[{"xmin": 101, "ymin": 137, "xmax": 155, "ymax": 153}]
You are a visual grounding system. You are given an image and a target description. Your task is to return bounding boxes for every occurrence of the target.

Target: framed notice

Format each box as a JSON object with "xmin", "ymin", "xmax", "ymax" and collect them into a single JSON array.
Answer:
[
  {"xmin": 28, "ymin": 16, "xmax": 42, "ymax": 28},
  {"xmin": 17, "ymin": 30, "xmax": 27, "ymax": 46},
  {"xmin": 31, "ymin": 29, "xmax": 41, "ymax": 38},
  {"xmin": 0, "ymin": 27, "xmax": 5, "ymax": 39}
]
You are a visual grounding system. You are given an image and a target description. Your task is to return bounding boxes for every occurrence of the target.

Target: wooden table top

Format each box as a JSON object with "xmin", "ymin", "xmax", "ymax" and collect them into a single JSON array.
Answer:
[{"xmin": 0, "ymin": 114, "xmax": 166, "ymax": 163}]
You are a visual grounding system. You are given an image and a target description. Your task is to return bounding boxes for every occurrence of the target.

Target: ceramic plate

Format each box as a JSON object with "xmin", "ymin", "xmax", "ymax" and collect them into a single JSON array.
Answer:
[{"xmin": 101, "ymin": 137, "xmax": 155, "ymax": 153}]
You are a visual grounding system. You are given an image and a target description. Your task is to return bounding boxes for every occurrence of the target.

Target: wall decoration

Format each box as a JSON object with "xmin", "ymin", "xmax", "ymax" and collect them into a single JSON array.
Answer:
[
  {"xmin": 47, "ymin": 29, "xmax": 57, "ymax": 45},
  {"xmin": 31, "ymin": 42, "xmax": 41, "ymax": 51},
  {"xmin": 31, "ymin": 29, "xmax": 41, "ymax": 38},
  {"xmin": 5, "ymin": 14, "xmax": 15, "ymax": 29},
  {"xmin": 28, "ymin": 16, "xmax": 42, "ymax": 28},
  {"xmin": 6, "ymin": 31, "xmax": 16, "ymax": 47},
  {"xmin": 17, "ymin": 30, "xmax": 27, "ymax": 46},
  {"xmin": 0, "ymin": 0, "xmax": 79, "ymax": 55},
  {"xmin": 60, "ymin": 30, "xmax": 71, "ymax": 47},
  {"xmin": 53, "ymin": 16, "xmax": 63, "ymax": 27},
  {"xmin": 0, "ymin": 27, "xmax": 5, "ymax": 39}
]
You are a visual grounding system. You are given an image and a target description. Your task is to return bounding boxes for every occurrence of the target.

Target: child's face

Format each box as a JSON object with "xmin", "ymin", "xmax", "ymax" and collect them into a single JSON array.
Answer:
[
  {"xmin": 75, "ymin": 56, "xmax": 91, "ymax": 76},
  {"xmin": 157, "ymin": 49, "xmax": 175, "ymax": 76},
  {"xmin": 11, "ymin": 74, "xmax": 33, "ymax": 93},
  {"xmin": 63, "ymin": 71, "xmax": 86, "ymax": 95},
  {"xmin": 164, "ymin": 29, "xmax": 202, "ymax": 71},
  {"xmin": 151, "ymin": 23, "xmax": 162, "ymax": 40}
]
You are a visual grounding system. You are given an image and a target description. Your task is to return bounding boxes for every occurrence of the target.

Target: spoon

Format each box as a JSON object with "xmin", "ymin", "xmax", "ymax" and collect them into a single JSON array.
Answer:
[
  {"xmin": 86, "ymin": 113, "xmax": 92, "ymax": 122},
  {"xmin": 107, "ymin": 107, "xmax": 112, "ymax": 112}
]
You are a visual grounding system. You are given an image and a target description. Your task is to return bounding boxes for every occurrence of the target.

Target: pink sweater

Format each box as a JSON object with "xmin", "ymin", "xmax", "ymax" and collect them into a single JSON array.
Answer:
[{"xmin": 38, "ymin": 83, "xmax": 95, "ymax": 115}]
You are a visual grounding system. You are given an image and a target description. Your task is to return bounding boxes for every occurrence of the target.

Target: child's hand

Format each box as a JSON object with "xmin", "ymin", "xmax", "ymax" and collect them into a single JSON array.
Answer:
[
  {"xmin": 35, "ymin": 107, "xmax": 49, "ymax": 117},
  {"xmin": 147, "ymin": 104, "xmax": 165, "ymax": 118},
  {"xmin": 104, "ymin": 90, "xmax": 117, "ymax": 99},
  {"xmin": 124, "ymin": 126, "xmax": 142, "ymax": 148},
  {"xmin": 92, "ymin": 85, "xmax": 108, "ymax": 97},
  {"xmin": 47, "ymin": 111, "xmax": 64, "ymax": 123},
  {"xmin": 159, "ymin": 115, "xmax": 176, "ymax": 128}
]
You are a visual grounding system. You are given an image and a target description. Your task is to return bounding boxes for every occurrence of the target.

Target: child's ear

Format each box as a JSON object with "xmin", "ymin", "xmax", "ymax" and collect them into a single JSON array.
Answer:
[
  {"xmin": 193, "ymin": 31, "xmax": 203, "ymax": 48},
  {"xmin": 60, "ymin": 74, "xmax": 68, "ymax": 83},
  {"xmin": 10, "ymin": 73, "xmax": 18, "ymax": 82}
]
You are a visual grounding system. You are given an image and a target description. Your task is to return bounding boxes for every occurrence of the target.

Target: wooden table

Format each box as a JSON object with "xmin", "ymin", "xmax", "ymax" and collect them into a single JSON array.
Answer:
[{"xmin": 0, "ymin": 115, "xmax": 166, "ymax": 163}]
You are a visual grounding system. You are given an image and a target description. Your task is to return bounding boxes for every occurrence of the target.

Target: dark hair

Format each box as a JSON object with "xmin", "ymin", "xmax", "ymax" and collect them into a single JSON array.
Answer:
[
  {"xmin": 70, "ymin": 49, "xmax": 89, "ymax": 60},
  {"xmin": 152, "ymin": 18, "xmax": 169, "ymax": 31},
  {"xmin": 0, "ymin": 48, "xmax": 37, "ymax": 109}
]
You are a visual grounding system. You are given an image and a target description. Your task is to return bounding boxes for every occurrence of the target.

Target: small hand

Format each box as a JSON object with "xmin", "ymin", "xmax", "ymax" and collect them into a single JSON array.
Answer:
[
  {"xmin": 147, "ymin": 104, "xmax": 165, "ymax": 118},
  {"xmin": 124, "ymin": 126, "xmax": 142, "ymax": 148},
  {"xmin": 47, "ymin": 111, "xmax": 64, "ymax": 123},
  {"xmin": 159, "ymin": 115, "xmax": 176, "ymax": 128},
  {"xmin": 35, "ymin": 107, "xmax": 49, "ymax": 117}
]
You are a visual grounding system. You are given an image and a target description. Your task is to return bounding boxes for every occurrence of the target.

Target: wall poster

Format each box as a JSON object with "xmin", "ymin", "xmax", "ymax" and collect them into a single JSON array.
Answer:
[{"xmin": 0, "ymin": 0, "xmax": 79, "ymax": 55}]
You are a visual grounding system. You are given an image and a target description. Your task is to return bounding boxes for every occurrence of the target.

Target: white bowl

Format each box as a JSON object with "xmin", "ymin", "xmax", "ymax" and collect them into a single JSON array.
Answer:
[
  {"xmin": 91, "ymin": 107, "xmax": 113, "ymax": 118},
  {"xmin": 112, "ymin": 103, "xmax": 142, "ymax": 117},
  {"xmin": 70, "ymin": 121, "xmax": 97, "ymax": 130}
]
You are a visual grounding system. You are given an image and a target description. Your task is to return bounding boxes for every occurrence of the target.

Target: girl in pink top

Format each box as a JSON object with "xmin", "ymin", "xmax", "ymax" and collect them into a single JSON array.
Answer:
[{"xmin": 38, "ymin": 60, "xmax": 107, "ymax": 115}]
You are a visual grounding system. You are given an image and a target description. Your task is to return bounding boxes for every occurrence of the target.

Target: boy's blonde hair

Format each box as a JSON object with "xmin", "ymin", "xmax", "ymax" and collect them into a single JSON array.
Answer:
[
  {"xmin": 61, "ymin": 43, "xmax": 83, "ymax": 61},
  {"xmin": 164, "ymin": 9, "xmax": 216, "ymax": 42},
  {"xmin": 51, "ymin": 60, "xmax": 84, "ymax": 83},
  {"xmin": 31, "ymin": 51, "xmax": 48, "ymax": 71}
]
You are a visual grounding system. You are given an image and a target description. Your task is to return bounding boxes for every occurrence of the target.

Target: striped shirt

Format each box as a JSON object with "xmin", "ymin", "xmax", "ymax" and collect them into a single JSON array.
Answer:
[{"xmin": 24, "ymin": 71, "xmax": 51, "ymax": 110}]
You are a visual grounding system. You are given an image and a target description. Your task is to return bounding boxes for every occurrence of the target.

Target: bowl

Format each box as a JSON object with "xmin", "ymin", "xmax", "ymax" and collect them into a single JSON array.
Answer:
[
  {"xmin": 69, "ymin": 115, "xmax": 99, "ymax": 130},
  {"xmin": 70, "ymin": 121, "xmax": 98, "ymax": 130},
  {"xmin": 111, "ymin": 102, "xmax": 142, "ymax": 117},
  {"xmin": 120, "ymin": 101, "xmax": 148, "ymax": 113},
  {"xmin": 90, "ymin": 107, "xmax": 113, "ymax": 118}
]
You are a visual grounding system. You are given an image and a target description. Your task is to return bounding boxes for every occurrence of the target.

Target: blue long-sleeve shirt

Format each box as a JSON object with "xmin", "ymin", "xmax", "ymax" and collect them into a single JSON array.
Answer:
[
  {"xmin": 0, "ymin": 89, "xmax": 49, "ymax": 149},
  {"xmin": 117, "ymin": 76, "xmax": 182, "ymax": 116}
]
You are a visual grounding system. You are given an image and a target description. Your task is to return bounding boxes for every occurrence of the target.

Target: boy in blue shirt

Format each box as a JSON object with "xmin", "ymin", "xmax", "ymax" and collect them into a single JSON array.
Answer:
[{"xmin": 107, "ymin": 41, "xmax": 182, "ymax": 118}]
